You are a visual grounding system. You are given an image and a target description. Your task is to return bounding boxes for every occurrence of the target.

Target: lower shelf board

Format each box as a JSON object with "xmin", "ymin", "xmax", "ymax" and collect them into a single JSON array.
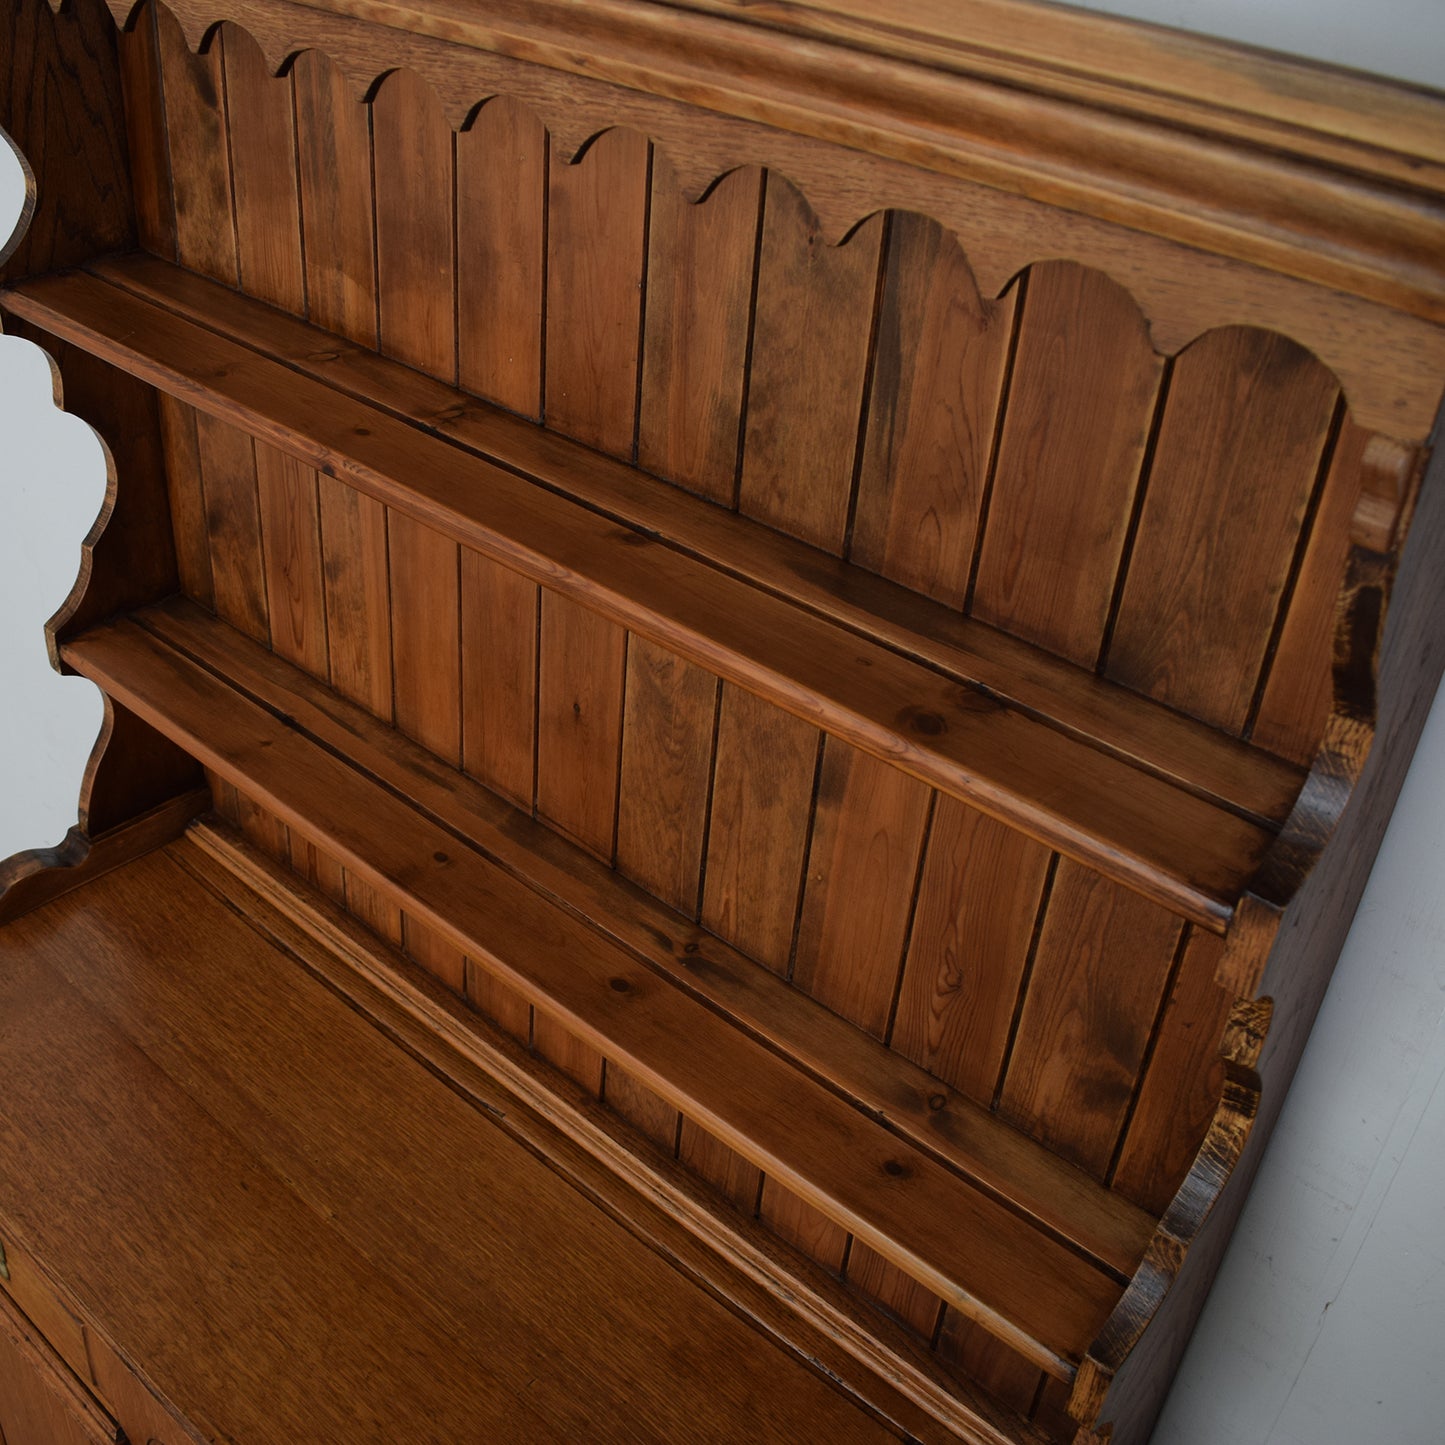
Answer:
[{"xmin": 0, "ymin": 835, "xmax": 1049, "ymax": 1445}]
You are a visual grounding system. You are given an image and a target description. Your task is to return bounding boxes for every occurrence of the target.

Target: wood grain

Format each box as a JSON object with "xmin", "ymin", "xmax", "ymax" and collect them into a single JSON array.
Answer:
[
  {"xmin": 678, "ymin": 1120, "xmax": 763, "ymax": 1213},
  {"xmin": 848, "ymin": 1240, "xmax": 944, "ymax": 1339},
  {"xmin": 759, "ymin": 1180, "xmax": 849, "ymax": 1274},
  {"xmin": 316, "ymin": 475, "xmax": 393, "ymax": 719},
  {"xmin": 536, "ymin": 591, "xmax": 627, "ymax": 861},
  {"xmin": 372, "ymin": 67, "xmax": 456, "ymax": 383},
  {"xmin": 604, "ymin": 1062, "xmax": 681, "ymax": 1154},
  {"xmin": 532, "ymin": 1012, "xmax": 605, "ymax": 1094},
  {"xmin": 0, "ymin": 1292, "xmax": 119, "ymax": 1445},
  {"xmin": 638, "ymin": 158, "xmax": 761, "ymax": 504},
  {"xmin": 891, "ymin": 799, "xmax": 1052, "ymax": 1107},
  {"xmin": 456, "ymin": 95, "xmax": 546, "ymax": 417},
  {"xmin": 1110, "ymin": 930, "xmax": 1233, "ymax": 1215},
  {"xmin": 999, "ymin": 861, "xmax": 1185, "ymax": 1179},
  {"xmin": 791, "ymin": 742, "xmax": 931, "ymax": 1039},
  {"xmin": 291, "ymin": 47, "xmax": 376, "ymax": 344},
  {"xmin": 123, "ymin": 594, "xmax": 1156, "ymax": 1280},
  {"xmin": 388, "ymin": 510, "xmax": 462, "ymax": 764},
  {"xmin": 74, "ymin": 255, "xmax": 1309, "ymax": 827},
  {"xmin": 1107, "ymin": 327, "xmax": 1340, "ymax": 731},
  {"xmin": 220, "ymin": 21, "xmax": 305, "ymax": 314},
  {"xmin": 117, "ymin": 1, "xmax": 173, "ymax": 260},
  {"xmin": 739, "ymin": 177, "xmax": 883, "ymax": 553},
  {"xmin": 402, "ymin": 913, "xmax": 467, "ymax": 993},
  {"xmin": 155, "ymin": 396, "xmax": 213, "ymax": 607},
  {"xmin": 194, "ymin": 413, "xmax": 268, "ymax": 644},
  {"xmin": 545, "ymin": 127, "xmax": 650, "ymax": 458},
  {"xmin": 972, "ymin": 262, "xmax": 1162, "ymax": 665},
  {"xmin": 62, "ymin": 618, "xmax": 1126, "ymax": 1375},
  {"xmin": 466, "ymin": 957, "xmax": 534, "ymax": 1045},
  {"xmin": 702, "ymin": 684, "xmax": 819, "ymax": 972},
  {"xmin": 851, "ymin": 211, "xmax": 1012, "ymax": 609},
  {"xmin": 155, "ymin": 7, "xmax": 234, "ymax": 283},
  {"xmin": 254, "ymin": 441, "xmax": 328, "ymax": 678},
  {"xmin": 460, "ymin": 548, "xmax": 538, "ymax": 809},
  {"xmin": 39, "ymin": 256, "xmax": 1286, "ymax": 925},
  {"xmin": 616, "ymin": 638, "xmax": 718, "ymax": 913}
]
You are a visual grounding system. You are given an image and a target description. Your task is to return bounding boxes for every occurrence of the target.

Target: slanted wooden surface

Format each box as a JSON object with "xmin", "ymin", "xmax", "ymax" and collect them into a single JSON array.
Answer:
[
  {"xmin": 3, "ymin": 263, "xmax": 1294, "ymax": 931},
  {"xmin": 0, "ymin": 844, "xmax": 938, "ymax": 1445},
  {"xmin": 62, "ymin": 611, "xmax": 1133, "ymax": 1378}
]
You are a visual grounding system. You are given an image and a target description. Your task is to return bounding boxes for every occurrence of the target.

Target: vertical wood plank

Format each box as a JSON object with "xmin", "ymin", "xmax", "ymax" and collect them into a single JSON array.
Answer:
[
  {"xmin": 402, "ymin": 914, "xmax": 466, "ymax": 994},
  {"xmin": 388, "ymin": 511, "xmax": 461, "ymax": 765},
  {"xmin": 890, "ymin": 799, "xmax": 1052, "ymax": 1107},
  {"xmin": 604, "ymin": 1063, "xmax": 681, "ymax": 1154},
  {"xmin": 701, "ymin": 685, "xmax": 819, "ymax": 972},
  {"xmin": 319, "ymin": 476, "xmax": 393, "ymax": 719},
  {"xmin": 288, "ymin": 831, "xmax": 347, "ymax": 906},
  {"xmin": 678, "ymin": 1120, "xmax": 763, "ymax": 1213},
  {"xmin": 292, "ymin": 48, "xmax": 376, "ymax": 345},
  {"xmin": 758, "ymin": 1180, "xmax": 848, "ymax": 1274},
  {"xmin": 156, "ymin": 397, "xmax": 213, "ymax": 608},
  {"xmin": 851, "ymin": 212, "xmax": 1014, "ymax": 608},
  {"xmin": 972, "ymin": 262, "xmax": 1163, "ymax": 665},
  {"xmin": 999, "ymin": 860, "xmax": 1185, "ymax": 1178},
  {"xmin": 1107, "ymin": 327, "xmax": 1340, "ymax": 730},
  {"xmin": 545, "ymin": 128, "xmax": 650, "ymax": 459},
  {"xmin": 533, "ymin": 1012, "xmax": 604, "ymax": 1095},
  {"xmin": 460, "ymin": 550, "xmax": 538, "ymax": 810},
  {"xmin": 465, "ymin": 958, "xmax": 533, "ymax": 1046},
  {"xmin": 344, "ymin": 870, "xmax": 403, "ymax": 946},
  {"xmin": 317, "ymin": 476, "xmax": 393, "ymax": 720},
  {"xmin": 156, "ymin": 8, "xmax": 235, "ymax": 283},
  {"xmin": 220, "ymin": 22, "xmax": 305, "ymax": 315},
  {"xmin": 616, "ymin": 640, "xmax": 718, "ymax": 914},
  {"xmin": 233, "ymin": 791, "xmax": 289, "ymax": 861},
  {"xmin": 936, "ymin": 1311, "xmax": 1043, "ymax": 1418},
  {"xmin": 1111, "ymin": 930, "xmax": 1234, "ymax": 1214},
  {"xmin": 738, "ymin": 178, "xmax": 883, "ymax": 553},
  {"xmin": 372, "ymin": 68, "xmax": 456, "ymax": 383},
  {"xmin": 638, "ymin": 159, "xmax": 761, "ymax": 504},
  {"xmin": 118, "ymin": 1, "xmax": 175, "ymax": 260},
  {"xmin": 791, "ymin": 743, "xmax": 931, "ymax": 1039},
  {"xmin": 536, "ymin": 592, "xmax": 627, "ymax": 861},
  {"xmin": 1252, "ymin": 419, "xmax": 1373, "ymax": 765},
  {"xmin": 846, "ymin": 1241, "xmax": 942, "ymax": 1339},
  {"xmin": 194, "ymin": 414, "xmax": 268, "ymax": 644},
  {"xmin": 255, "ymin": 442, "xmax": 328, "ymax": 679},
  {"xmin": 456, "ymin": 95, "xmax": 546, "ymax": 418}
]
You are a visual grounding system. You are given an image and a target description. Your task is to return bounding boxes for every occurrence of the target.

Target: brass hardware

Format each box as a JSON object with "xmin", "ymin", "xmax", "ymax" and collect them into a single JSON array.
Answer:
[{"xmin": 0, "ymin": 1238, "xmax": 9, "ymax": 1282}]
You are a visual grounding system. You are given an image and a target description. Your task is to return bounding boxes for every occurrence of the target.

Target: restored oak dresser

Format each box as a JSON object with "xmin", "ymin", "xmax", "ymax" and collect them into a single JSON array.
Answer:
[{"xmin": 2, "ymin": 1, "xmax": 1443, "ymax": 1440}]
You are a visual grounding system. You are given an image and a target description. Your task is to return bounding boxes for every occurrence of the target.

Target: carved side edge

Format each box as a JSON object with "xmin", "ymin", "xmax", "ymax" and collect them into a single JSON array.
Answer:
[
  {"xmin": 1063, "ymin": 999, "xmax": 1270, "ymax": 1441},
  {"xmin": 1060, "ymin": 419, "xmax": 1445, "ymax": 1444}
]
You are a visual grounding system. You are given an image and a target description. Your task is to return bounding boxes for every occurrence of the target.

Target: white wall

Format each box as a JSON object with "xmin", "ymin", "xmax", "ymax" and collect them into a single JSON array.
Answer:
[{"xmin": 1, "ymin": 9, "xmax": 1443, "ymax": 1442}]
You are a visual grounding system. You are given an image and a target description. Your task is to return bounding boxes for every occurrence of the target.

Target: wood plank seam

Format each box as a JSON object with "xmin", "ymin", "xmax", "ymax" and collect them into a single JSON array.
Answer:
[
  {"xmin": 121, "ymin": 599, "xmax": 1153, "ymax": 1280},
  {"xmin": 989, "ymin": 853, "xmax": 1059, "ymax": 1112},
  {"xmin": 74, "ymin": 255, "xmax": 1312, "ymax": 829}
]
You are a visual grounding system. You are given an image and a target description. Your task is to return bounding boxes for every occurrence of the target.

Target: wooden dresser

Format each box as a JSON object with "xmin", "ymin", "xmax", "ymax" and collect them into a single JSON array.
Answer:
[{"xmin": 2, "ymin": 2, "xmax": 1443, "ymax": 1440}]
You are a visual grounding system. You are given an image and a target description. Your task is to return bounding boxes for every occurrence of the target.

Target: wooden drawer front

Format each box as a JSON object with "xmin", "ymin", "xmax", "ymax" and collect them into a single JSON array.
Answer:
[
  {"xmin": 0, "ymin": 1232, "xmax": 90, "ymax": 1386},
  {"xmin": 0, "ymin": 1290, "xmax": 119, "ymax": 1445},
  {"xmin": 88, "ymin": 1335, "xmax": 191, "ymax": 1445}
]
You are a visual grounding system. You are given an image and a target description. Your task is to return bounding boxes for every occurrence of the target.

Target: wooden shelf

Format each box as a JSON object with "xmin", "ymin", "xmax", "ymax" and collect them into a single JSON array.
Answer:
[
  {"xmin": 60, "ymin": 604, "xmax": 1147, "ymax": 1379},
  {"xmin": 3, "ymin": 258, "xmax": 1300, "ymax": 930},
  {"xmin": 1, "ymin": 840, "xmax": 1007, "ymax": 1443}
]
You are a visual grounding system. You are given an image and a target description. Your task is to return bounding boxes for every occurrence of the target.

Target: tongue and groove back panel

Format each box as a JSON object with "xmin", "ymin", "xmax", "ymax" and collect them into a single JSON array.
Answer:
[
  {"xmin": 4, "ymin": 0, "xmax": 1443, "ymax": 1440},
  {"xmin": 91, "ymin": 0, "xmax": 1368, "ymax": 1318}
]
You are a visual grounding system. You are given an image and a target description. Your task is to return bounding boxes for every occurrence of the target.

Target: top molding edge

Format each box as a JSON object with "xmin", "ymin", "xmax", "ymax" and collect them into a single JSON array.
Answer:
[{"xmin": 192, "ymin": 0, "xmax": 1445, "ymax": 327}]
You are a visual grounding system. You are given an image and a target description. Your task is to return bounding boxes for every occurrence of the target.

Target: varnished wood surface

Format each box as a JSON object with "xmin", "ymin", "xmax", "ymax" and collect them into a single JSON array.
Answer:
[
  {"xmin": 4, "ymin": 264, "xmax": 1293, "ymax": 929},
  {"xmin": 0, "ymin": 848, "xmax": 915, "ymax": 1443},
  {"xmin": 113, "ymin": 0, "xmax": 1445, "ymax": 335},
  {"xmin": 123, "ymin": 596, "xmax": 1158, "ymax": 1280},
  {"xmin": 113, "ymin": 0, "xmax": 1445, "ymax": 444},
  {"xmin": 61, "ymin": 613, "xmax": 1129, "ymax": 1375},
  {"xmin": 80, "ymin": 251, "xmax": 1312, "ymax": 808}
]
